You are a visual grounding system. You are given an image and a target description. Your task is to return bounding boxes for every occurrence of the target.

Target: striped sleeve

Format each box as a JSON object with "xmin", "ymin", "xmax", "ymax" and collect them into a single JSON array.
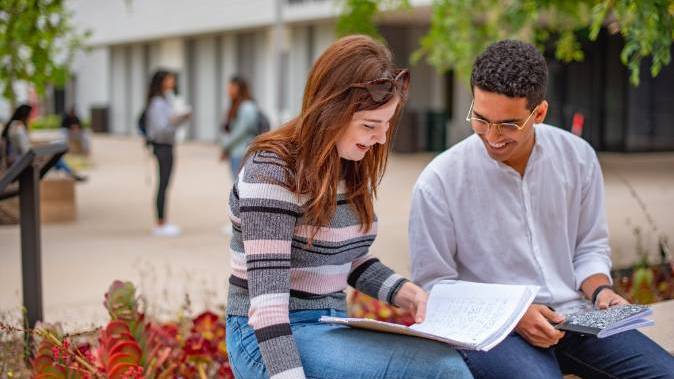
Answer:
[
  {"xmin": 348, "ymin": 253, "xmax": 409, "ymax": 305},
  {"xmin": 238, "ymin": 152, "xmax": 306, "ymax": 379}
]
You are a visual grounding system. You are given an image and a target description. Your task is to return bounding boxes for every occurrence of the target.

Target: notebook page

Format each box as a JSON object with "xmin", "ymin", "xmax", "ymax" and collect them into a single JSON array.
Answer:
[
  {"xmin": 607, "ymin": 307, "xmax": 652, "ymax": 329},
  {"xmin": 598, "ymin": 318, "xmax": 655, "ymax": 338},
  {"xmin": 318, "ymin": 316, "xmax": 468, "ymax": 347},
  {"xmin": 478, "ymin": 286, "xmax": 538, "ymax": 351},
  {"xmin": 410, "ymin": 281, "xmax": 529, "ymax": 346}
]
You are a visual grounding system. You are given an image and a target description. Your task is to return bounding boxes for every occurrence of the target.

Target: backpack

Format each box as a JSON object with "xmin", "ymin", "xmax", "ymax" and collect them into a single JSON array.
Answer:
[
  {"xmin": 137, "ymin": 109, "xmax": 150, "ymax": 144},
  {"xmin": 0, "ymin": 136, "xmax": 8, "ymax": 170},
  {"xmin": 256, "ymin": 109, "xmax": 270, "ymax": 135}
]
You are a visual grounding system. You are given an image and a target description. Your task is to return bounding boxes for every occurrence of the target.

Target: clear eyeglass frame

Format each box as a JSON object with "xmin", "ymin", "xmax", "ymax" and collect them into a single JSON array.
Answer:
[{"xmin": 465, "ymin": 100, "xmax": 538, "ymax": 135}]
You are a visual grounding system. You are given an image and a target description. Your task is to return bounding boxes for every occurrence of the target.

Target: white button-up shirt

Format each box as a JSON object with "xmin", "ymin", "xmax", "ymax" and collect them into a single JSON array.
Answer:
[{"xmin": 409, "ymin": 124, "xmax": 612, "ymax": 312}]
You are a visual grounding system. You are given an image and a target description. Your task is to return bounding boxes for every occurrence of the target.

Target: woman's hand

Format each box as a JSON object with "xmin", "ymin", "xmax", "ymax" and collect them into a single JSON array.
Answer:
[{"xmin": 392, "ymin": 281, "xmax": 428, "ymax": 323}]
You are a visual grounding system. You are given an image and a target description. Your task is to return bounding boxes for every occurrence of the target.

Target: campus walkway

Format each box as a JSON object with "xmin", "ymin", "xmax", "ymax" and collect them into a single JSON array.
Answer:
[{"xmin": 1, "ymin": 134, "xmax": 673, "ymax": 331}]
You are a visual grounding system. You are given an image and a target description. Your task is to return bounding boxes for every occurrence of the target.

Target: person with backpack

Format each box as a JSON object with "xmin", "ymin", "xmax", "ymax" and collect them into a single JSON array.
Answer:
[
  {"xmin": 144, "ymin": 69, "xmax": 191, "ymax": 237},
  {"xmin": 219, "ymin": 76, "xmax": 262, "ymax": 179}
]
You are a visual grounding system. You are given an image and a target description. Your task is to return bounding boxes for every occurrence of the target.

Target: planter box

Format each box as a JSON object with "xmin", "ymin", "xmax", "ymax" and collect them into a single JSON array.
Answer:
[
  {"xmin": 40, "ymin": 177, "xmax": 77, "ymax": 223},
  {"xmin": 0, "ymin": 177, "xmax": 76, "ymax": 224}
]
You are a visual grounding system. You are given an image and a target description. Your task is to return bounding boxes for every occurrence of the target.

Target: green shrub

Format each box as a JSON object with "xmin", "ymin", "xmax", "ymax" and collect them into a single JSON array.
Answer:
[{"xmin": 30, "ymin": 115, "xmax": 61, "ymax": 130}]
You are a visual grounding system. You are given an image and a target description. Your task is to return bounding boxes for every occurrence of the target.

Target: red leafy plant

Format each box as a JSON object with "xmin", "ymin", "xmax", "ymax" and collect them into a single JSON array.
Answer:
[
  {"xmin": 612, "ymin": 232, "xmax": 674, "ymax": 304},
  {"xmin": 30, "ymin": 280, "xmax": 233, "ymax": 379},
  {"xmin": 24, "ymin": 283, "xmax": 420, "ymax": 378},
  {"xmin": 31, "ymin": 324, "xmax": 97, "ymax": 379}
]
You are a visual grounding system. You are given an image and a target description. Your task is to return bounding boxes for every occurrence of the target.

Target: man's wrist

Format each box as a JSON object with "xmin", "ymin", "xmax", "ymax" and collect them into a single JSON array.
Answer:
[{"xmin": 591, "ymin": 284, "xmax": 613, "ymax": 305}]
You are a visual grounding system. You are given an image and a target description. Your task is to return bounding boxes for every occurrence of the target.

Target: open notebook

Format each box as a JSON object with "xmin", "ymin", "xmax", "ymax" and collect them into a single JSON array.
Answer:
[
  {"xmin": 320, "ymin": 280, "xmax": 538, "ymax": 351},
  {"xmin": 555, "ymin": 304, "xmax": 654, "ymax": 338}
]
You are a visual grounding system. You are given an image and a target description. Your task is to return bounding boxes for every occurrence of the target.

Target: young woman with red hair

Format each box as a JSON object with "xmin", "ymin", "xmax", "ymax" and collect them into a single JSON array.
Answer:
[{"xmin": 225, "ymin": 35, "xmax": 472, "ymax": 379}]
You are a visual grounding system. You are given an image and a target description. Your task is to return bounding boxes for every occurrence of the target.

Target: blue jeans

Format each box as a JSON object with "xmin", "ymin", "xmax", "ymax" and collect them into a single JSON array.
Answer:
[
  {"xmin": 461, "ymin": 331, "xmax": 674, "ymax": 379},
  {"xmin": 54, "ymin": 159, "xmax": 73, "ymax": 175},
  {"xmin": 226, "ymin": 309, "xmax": 473, "ymax": 379},
  {"xmin": 230, "ymin": 155, "xmax": 242, "ymax": 180}
]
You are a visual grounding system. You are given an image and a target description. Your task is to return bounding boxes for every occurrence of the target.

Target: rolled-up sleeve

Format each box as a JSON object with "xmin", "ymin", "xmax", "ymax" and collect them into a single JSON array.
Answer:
[
  {"xmin": 409, "ymin": 178, "xmax": 459, "ymax": 291},
  {"xmin": 573, "ymin": 152, "xmax": 612, "ymax": 289}
]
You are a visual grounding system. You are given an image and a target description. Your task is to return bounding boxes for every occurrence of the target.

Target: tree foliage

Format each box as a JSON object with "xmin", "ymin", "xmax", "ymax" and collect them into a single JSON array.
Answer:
[
  {"xmin": 338, "ymin": 0, "xmax": 674, "ymax": 86},
  {"xmin": 0, "ymin": 0, "xmax": 90, "ymax": 107},
  {"xmin": 336, "ymin": 0, "xmax": 410, "ymax": 40}
]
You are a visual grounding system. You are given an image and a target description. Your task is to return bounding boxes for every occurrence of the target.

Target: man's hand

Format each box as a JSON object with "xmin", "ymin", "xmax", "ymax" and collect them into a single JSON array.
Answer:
[
  {"xmin": 515, "ymin": 304, "xmax": 566, "ymax": 348},
  {"xmin": 595, "ymin": 288, "xmax": 629, "ymax": 309},
  {"xmin": 392, "ymin": 281, "xmax": 428, "ymax": 323},
  {"xmin": 581, "ymin": 274, "xmax": 630, "ymax": 309}
]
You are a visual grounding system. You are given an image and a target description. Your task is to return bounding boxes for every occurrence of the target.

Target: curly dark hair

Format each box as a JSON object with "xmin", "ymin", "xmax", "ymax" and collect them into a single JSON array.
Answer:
[{"xmin": 471, "ymin": 40, "xmax": 548, "ymax": 110}]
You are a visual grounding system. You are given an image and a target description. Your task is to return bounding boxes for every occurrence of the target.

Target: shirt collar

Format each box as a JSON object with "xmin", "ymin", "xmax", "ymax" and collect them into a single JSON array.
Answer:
[{"xmin": 479, "ymin": 124, "xmax": 545, "ymax": 174}]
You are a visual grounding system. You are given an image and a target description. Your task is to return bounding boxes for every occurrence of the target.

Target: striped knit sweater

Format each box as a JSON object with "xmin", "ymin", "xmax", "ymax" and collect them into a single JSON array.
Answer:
[{"xmin": 226, "ymin": 151, "xmax": 409, "ymax": 379}]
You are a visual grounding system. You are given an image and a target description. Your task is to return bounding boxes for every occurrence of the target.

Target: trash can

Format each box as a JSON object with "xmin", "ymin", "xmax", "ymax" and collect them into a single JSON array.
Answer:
[
  {"xmin": 425, "ymin": 111, "xmax": 448, "ymax": 152},
  {"xmin": 90, "ymin": 106, "xmax": 109, "ymax": 134}
]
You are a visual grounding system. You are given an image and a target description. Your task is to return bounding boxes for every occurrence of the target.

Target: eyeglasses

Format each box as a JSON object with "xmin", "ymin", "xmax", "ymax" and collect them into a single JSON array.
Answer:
[
  {"xmin": 349, "ymin": 69, "xmax": 410, "ymax": 103},
  {"xmin": 465, "ymin": 100, "xmax": 538, "ymax": 136}
]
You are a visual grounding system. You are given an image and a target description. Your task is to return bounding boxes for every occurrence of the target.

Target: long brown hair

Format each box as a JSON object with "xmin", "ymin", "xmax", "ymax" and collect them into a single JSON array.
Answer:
[
  {"xmin": 227, "ymin": 76, "xmax": 253, "ymax": 124},
  {"xmin": 246, "ymin": 35, "xmax": 406, "ymax": 234},
  {"xmin": 146, "ymin": 69, "xmax": 174, "ymax": 107}
]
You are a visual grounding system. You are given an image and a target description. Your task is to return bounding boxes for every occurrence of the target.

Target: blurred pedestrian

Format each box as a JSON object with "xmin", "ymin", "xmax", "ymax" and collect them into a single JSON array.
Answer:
[
  {"xmin": 145, "ymin": 69, "xmax": 191, "ymax": 237},
  {"xmin": 1, "ymin": 104, "xmax": 87, "ymax": 181},
  {"xmin": 220, "ymin": 76, "xmax": 259, "ymax": 179},
  {"xmin": 61, "ymin": 105, "xmax": 91, "ymax": 156}
]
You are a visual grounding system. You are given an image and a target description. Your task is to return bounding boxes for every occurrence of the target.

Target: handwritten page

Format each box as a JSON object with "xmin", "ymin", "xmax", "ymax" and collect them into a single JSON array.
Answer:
[
  {"xmin": 319, "ymin": 280, "xmax": 538, "ymax": 351},
  {"xmin": 410, "ymin": 281, "xmax": 531, "ymax": 346}
]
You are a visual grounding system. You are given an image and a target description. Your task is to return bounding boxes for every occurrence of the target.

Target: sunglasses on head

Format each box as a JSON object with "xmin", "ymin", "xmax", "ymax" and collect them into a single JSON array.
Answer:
[{"xmin": 349, "ymin": 69, "xmax": 410, "ymax": 103}]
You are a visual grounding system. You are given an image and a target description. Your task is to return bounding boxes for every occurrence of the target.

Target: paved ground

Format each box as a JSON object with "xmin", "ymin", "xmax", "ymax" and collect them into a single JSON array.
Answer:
[{"xmin": 1, "ymin": 135, "xmax": 673, "ymax": 331}]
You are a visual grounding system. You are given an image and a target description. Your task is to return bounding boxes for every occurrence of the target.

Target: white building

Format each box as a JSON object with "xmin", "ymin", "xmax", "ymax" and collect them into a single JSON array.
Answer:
[{"xmin": 67, "ymin": 0, "xmax": 472, "ymax": 149}]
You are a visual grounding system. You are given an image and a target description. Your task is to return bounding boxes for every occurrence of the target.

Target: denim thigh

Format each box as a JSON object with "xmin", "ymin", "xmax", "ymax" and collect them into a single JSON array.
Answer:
[
  {"xmin": 461, "ymin": 330, "xmax": 674, "ymax": 379},
  {"xmin": 555, "ymin": 330, "xmax": 674, "ymax": 379},
  {"xmin": 292, "ymin": 312, "xmax": 473, "ymax": 379},
  {"xmin": 460, "ymin": 333, "xmax": 563, "ymax": 379},
  {"xmin": 226, "ymin": 314, "xmax": 267, "ymax": 379},
  {"xmin": 227, "ymin": 309, "xmax": 473, "ymax": 379}
]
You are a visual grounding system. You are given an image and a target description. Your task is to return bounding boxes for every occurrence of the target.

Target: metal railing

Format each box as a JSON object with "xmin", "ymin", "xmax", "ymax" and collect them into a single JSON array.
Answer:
[{"xmin": 0, "ymin": 142, "xmax": 68, "ymax": 328}]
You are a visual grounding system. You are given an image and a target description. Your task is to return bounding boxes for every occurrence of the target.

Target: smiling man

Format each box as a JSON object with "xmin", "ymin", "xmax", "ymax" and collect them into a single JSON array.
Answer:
[{"xmin": 409, "ymin": 40, "xmax": 674, "ymax": 378}]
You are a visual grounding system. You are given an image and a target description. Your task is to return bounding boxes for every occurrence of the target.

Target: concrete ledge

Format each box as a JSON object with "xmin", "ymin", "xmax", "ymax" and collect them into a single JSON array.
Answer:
[{"xmin": 642, "ymin": 300, "xmax": 674, "ymax": 355}]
